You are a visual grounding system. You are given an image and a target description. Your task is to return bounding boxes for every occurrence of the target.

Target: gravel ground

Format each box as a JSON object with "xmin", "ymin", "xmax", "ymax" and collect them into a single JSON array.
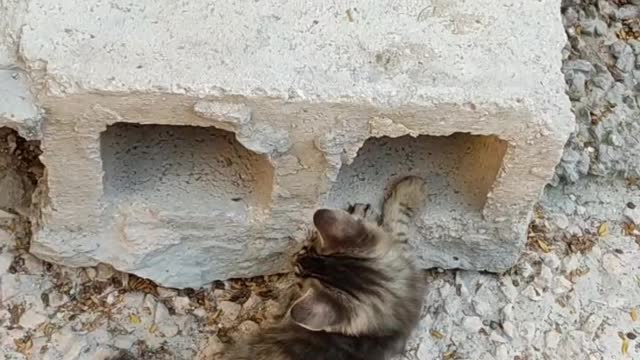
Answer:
[{"xmin": 1, "ymin": 0, "xmax": 640, "ymax": 359}]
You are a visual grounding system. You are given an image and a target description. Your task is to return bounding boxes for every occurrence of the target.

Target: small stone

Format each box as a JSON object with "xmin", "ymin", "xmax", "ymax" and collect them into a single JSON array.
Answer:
[
  {"xmin": 173, "ymin": 296, "xmax": 191, "ymax": 315},
  {"xmin": 582, "ymin": 314, "xmax": 603, "ymax": 335},
  {"xmin": 242, "ymin": 293, "xmax": 262, "ymax": 312},
  {"xmin": 542, "ymin": 253, "xmax": 561, "ymax": 270},
  {"xmin": 623, "ymin": 207, "xmax": 640, "ymax": 225},
  {"xmin": 627, "ymin": 332, "xmax": 637, "ymax": 340},
  {"xmin": 236, "ymin": 320, "xmax": 260, "ymax": 337},
  {"xmin": 535, "ymin": 265, "xmax": 553, "ymax": 289},
  {"xmin": 0, "ymin": 229, "xmax": 11, "ymax": 243},
  {"xmin": 155, "ymin": 302, "xmax": 179, "ymax": 337},
  {"xmin": 521, "ymin": 322, "xmax": 536, "ymax": 342},
  {"xmin": 627, "ymin": 202, "xmax": 636, "ymax": 209},
  {"xmin": 489, "ymin": 332, "xmax": 508, "ymax": 344},
  {"xmin": 489, "ymin": 321, "xmax": 501, "ymax": 330},
  {"xmin": 518, "ymin": 262, "xmax": 534, "ymax": 278},
  {"xmin": 501, "ymin": 304, "xmax": 514, "ymax": 322},
  {"xmin": 218, "ymin": 300, "xmax": 242, "ymax": 325},
  {"xmin": 551, "ymin": 213, "xmax": 570, "ymax": 229},
  {"xmin": 522, "ymin": 285, "xmax": 542, "ymax": 301},
  {"xmin": 20, "ymin": 308, "xmax": 47, "ymax": 329},
  {"xmin": 197, "ymin": 336, "xmax": 224, "ymax": 358},
  {"xmin": 545, "ymin": 330, "xmax": 561, "ymax": 349},
  {"xmin": 553, "ymin": 276, "xmax": 573, "ymax": 295},
  {"xmin": 473, "ymin": 299, "xmax": 492, "ymax": 317},
  {"xmin": 502, "ymin": 321, "xmax": 515, "ymax": 339},
  {"xmin": 462, "ymin": 316, "xmax": 483, "ymax": 333},
  {"xmin": 500, "ymin": 278, "xmax": 518, "ymax": 300},
  {"xmin": 157, "ymin": 287, "xmax": 178, "ymax": 298},
  {"xmin": 192, "ymin": 308, "xmax": 207, "ymax": 318},
  {"xmin": 617, "ymin": 5, "xmax": 640, "ymax": 20},
  {"xmin": 602, "ymin": 254, "xmax": 623, "ymax": 274},
  {"xmin": 95, "ymin": 263, "xmax": 115, "ymax": 281},
  {"xmin": 495, "ymin": 345, "xmax": 510, "ymax": 360},
  {"xmin": 84, "ymin": 267, "xmax": 97, "ymax": 280}
]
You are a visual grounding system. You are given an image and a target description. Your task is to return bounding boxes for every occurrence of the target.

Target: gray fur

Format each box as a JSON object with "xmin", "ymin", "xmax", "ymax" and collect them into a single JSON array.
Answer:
[{"xmin": 215, "ymin": 176, "xmax": 427, "ymax": 360}]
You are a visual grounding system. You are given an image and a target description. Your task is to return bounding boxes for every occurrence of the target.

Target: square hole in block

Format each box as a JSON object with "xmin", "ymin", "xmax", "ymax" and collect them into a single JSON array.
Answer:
[
  {"xmin": 326, "ymin": 133, "xmax": 508, "ymax": 218},
  {"xmin": 100, "ymin": 123, "xmax": 274, "ymax": 215}
]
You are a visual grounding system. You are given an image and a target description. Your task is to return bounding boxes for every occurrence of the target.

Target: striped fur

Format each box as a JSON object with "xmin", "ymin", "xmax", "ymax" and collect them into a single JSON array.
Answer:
[{"xmin": 217, "ymin": 176, "xmax": 427, "ymax": 360}]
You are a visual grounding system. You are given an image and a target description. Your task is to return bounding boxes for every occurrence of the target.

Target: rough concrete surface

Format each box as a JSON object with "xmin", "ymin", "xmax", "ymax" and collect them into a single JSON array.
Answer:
[{"xmin": 0, "ymin": 0, "xmax": 574, "ymax": 286}]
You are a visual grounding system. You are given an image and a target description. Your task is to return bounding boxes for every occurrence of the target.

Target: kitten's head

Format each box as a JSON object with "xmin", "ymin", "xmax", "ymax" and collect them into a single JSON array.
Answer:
[{"xmin": 289, "ymin": 208, "xmax": 422, "ymax": 337}]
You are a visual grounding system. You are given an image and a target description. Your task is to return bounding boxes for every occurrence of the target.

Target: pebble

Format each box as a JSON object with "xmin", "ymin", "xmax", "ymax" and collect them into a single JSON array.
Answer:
[
  {"xmin": 501, "ymin": 305, "xmax": 514, "ymax": 322},
  {"xmin": 617, "ymin": 5, "xmax": 640, "ymax": 20},
  {"xmin": 522, "ymin": 284, "xmax": 542, "ymax": 302},
  {"xmin": 551, "ymin": 213, "xmax": 570, "ymax": 229},
  {"xmin": 155, "ymin": 302, "xmax": 179, "ymax": 337},
  {"xmin": 582, "ymin": 313, "xmax": 603, "ymax": 335},
  {"xmin": 502, "ymin": 321, "xmax": 515, "ymax": 339},
  {"xmin": 0, "ymin": 229, "xmax": 11, "ymax": 243},
  {"xmin": 19, "ymin": 308, "xmax": 48, "ymax": 329},
  {"xmin": 521, "ymin": 322, "xmax": 537, "ymax": 342},
  {"xmin": 518, "ymin": 262, "xmax": 535, "ymax": 278},
  {"xmin": 495, "ymin": 345, "xmax": 510, "ymax": 360},
  {"xmin": 536, "ymin": 265, "xmax": 553, "ymax": 289},
  {"xmin": 601, "ymin": 254, "xmax": 623, "ymax": 275},
  {"xmin": 473, "ymin": 299, "xmax": 492, "ymax": 317},
  {"xmin": 623, "ymin": 207, "xmax": 640, "ymax": 225},
  {"xmin": 218, "ymin": 300, "xmax": 242, "ymax": 325},
  {"xmin": 542, "ymin": 253, "xmax": 561, "ymax": 270},
  {"xmin": 236, "ymin": 320, "xmax": 260, "ymax": 337},
  {"xmin": 462, "ymin": 316, "xmax": 484, "ymax": 333},
  {"xmin": 95, "ymin": 263, "xmax": 115, "ymax": 281},
  {"xmin": 545, "ymin": 330, "xmax": 561, "ymax": 349},
  {"xmin": 553, "ymin": 276, "xmax": 574, "ymax": 295},
  {"xmin": 84, "ymin": 267, "xmax": 97, "ymax": 280},
  {"xmin": 489, "ymin": 332, "xmax": 508, "ymax": 344},
  {"xmin": 173, "ymin": 296, "xmax": 191, "ymax": 315},
  {"xmin": 242, "ymin": 293, "xmax": 262, "ymax": 312}
]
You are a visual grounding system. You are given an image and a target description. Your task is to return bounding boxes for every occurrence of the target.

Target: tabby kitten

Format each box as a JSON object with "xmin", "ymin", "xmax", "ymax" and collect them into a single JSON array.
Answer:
[{"xmin": 218, "ymin": 176, "xmax": 427, "ymax": 360}]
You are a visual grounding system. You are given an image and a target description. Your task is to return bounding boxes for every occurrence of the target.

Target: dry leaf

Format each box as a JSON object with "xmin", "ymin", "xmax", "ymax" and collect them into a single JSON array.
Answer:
[
  {"xmin": 129, "ymin": 313, "xmax": 141, "ymax": 325},
  {"xmin": 622, "ymin": 337, "xmax": 629, "ymax": 356},
  {"xmin": 537, "ymin": 239, "xmax": 551, "ymax": 253},
  {"xmin": 597, "ymin": 223, "xmax": 609, "ymax": 237},
  {"xmin": 443, "ymin": 351, "xmax": 457, "ymax": 360},
  {"xmin": 632, "ymin": 308, "xmax": 638, "ymax": 322},
  {"xmin": 430, "ymin": 330, "xmax": 445, "ymax": 340},
  {"xmin": 149, "ymin": 324, "xmax": 157, "ymax": 334},
  {"xmin": 14, "ymin": 336, "xmax": 33, "ymax": 355}
]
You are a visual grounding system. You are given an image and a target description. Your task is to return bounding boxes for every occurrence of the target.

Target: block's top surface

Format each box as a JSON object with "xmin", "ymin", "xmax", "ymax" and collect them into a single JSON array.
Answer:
[{"xmin": 19, "ymin": 0, "xmax": 568, "ymax": 111}]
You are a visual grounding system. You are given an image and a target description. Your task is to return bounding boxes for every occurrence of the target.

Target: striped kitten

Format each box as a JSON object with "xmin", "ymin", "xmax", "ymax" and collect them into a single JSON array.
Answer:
[{"xmin": 219, "ymin": 176, "xmax": 427, "ymax": 360}]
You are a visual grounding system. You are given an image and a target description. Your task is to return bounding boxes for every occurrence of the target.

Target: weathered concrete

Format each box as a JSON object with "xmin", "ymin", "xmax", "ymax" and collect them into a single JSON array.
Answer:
[{"xmin": 1, "ymin": 0, "xmax": 573, "ymax": 287}]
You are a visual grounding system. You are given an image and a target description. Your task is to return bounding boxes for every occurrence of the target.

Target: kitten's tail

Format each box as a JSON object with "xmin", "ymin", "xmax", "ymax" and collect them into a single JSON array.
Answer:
[{"xmin": 383, "ymin": 176, "xmax": 426, "ymax": 243}]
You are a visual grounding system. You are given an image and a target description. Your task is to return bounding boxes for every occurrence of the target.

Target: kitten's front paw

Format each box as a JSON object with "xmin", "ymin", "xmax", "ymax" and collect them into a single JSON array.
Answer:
[
  {"xmin": 347, "ymin": 203, "xmax": 381, "ymax": 224},
  {"xmin": 388, "ymin": 176, "xmax": 426, "ymax": 210}
]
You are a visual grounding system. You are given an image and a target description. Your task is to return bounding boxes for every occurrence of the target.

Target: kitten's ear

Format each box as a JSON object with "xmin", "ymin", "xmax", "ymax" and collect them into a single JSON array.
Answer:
[
  {"xmin": 313, "ymin": 209, "xmax": 367, "ymax": 251},
  {"xmin": 289, "ymin": 288, "xmax": 339, "ymax": 331}
]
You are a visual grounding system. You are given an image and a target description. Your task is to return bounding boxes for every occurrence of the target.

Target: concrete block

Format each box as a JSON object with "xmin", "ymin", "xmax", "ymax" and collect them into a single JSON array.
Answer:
[
  {"xmin": 0, "ymin": 69, "xmax": 41, "ymax": 139},
  {"xmin": 12, "ymin": 0, "xmax": 572, "ymax": 287}
]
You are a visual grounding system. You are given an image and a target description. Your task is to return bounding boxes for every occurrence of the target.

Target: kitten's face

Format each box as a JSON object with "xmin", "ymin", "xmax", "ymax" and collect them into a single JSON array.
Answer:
[{"xmin": 289, "ymin": 208, "xmax": 400, "ymax": 335}]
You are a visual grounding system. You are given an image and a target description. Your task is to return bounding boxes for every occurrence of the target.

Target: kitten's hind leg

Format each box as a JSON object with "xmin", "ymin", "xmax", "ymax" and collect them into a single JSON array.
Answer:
[
  {"xmin": 347, "ymin": 203, "xmax": 381, "ymax": 224},
  {"xmin": 383, "ymin": 176, "xmax": 426, "ymax": 242}
]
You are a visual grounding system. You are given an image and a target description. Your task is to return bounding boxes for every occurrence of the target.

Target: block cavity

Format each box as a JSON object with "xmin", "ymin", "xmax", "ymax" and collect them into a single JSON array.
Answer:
[
  {"xmin": 100, "ymin": 123, "xmax": 274, "ymax": 216},
  {"xmin": 327, "ymin": 133, "xmax": 508, "ymax": 216}
]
